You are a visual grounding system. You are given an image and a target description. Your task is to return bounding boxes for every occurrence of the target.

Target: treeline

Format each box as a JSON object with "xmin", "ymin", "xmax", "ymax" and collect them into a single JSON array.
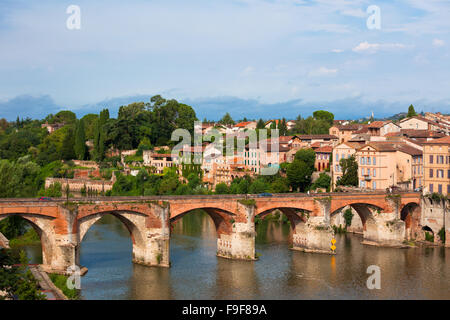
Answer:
[{"xmin": 0, "ymin": 95, "xmax": 197, "ymax": 166}]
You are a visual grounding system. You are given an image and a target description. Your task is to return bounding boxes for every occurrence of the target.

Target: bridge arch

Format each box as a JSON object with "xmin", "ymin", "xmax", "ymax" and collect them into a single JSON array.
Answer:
[
  {"xmin": 170, "ymin": 207, "xmax": 235, "ymax": 237},
  {"xmin": 256, "ymin": 207, "xmax": 309, "ymax": 232},
  {"xmin": 77, "ymin": 209, "xmax": 151, "ymax": 266},
  {"xmin": 400, "ymin": 202, "xmax": 421, "ymax": 240},
  {"xmin": 0, "ymin": 213, "xmax": 54, "ymax": 266}
]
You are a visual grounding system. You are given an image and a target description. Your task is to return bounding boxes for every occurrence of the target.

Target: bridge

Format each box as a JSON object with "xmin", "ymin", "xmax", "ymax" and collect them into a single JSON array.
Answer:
[{"xmin": 0, "ymin": 191, "xmax": 447, "ymax": 274}]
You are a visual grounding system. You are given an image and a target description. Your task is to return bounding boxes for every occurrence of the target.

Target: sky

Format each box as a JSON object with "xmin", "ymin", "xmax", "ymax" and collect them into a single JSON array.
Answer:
[{"xmin": 0, "ymin": 0, "xmax": 449, "ymax": 121}]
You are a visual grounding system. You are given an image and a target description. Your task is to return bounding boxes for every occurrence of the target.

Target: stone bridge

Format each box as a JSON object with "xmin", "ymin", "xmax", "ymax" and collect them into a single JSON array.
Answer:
[{"xmin": 0, "ymin": 191, "xmax": 446, "ymax": 274}]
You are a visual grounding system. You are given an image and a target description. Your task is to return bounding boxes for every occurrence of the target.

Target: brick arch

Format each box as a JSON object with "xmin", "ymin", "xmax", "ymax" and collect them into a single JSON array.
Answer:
[
  {"xmin": 330, "ymin": 200, "xmax": 389, "ymax": 215},
  {"xmin": 331, "ymin": 203, "xmax": 382, "ymax": 231},
  {"xmin": 0, "ymin": 213, "xmax": 54, "ymax": 266},
  {"xmin": 77, "ymin": 210, "xmax": 148, "ymax": 245},
  {"xmin": 256, "ymin": 207, "xmax": 308, "ymax": 231},
  {"xmin": 401, "ymin": 202, "xmax": 421, "ymax": 239},
  {"xmin": 170, "ymin": 207, "xmax": 234, "ymax": 237},
  {"xmin": 254, "ymin": 200, "xmax": 317, "ymax": 217}
]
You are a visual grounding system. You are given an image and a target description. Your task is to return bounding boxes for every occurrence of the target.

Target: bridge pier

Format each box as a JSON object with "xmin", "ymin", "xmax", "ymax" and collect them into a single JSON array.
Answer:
[
  {"xmin": 290, "ymin": 200, "xmax": 335, "ymax": 254},
  {"xmin": 217, "ymin": 202, "xmax": 256, "ymax": 260},
  {"xmin": 132, "ymin": 204, "xmax": 170, "ymax": 268}
]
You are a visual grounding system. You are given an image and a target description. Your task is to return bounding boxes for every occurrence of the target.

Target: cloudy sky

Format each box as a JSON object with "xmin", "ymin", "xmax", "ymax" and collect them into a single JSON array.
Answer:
[{"xmin": 0, "ymin": 0, "xmax": 449, "ymax": 120}]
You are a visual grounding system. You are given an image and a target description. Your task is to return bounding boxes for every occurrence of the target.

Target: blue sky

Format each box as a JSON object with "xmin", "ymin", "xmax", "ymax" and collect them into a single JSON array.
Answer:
[{"xmin": 0, "ymin": 0, "xmax": 449, "ymax": 120}]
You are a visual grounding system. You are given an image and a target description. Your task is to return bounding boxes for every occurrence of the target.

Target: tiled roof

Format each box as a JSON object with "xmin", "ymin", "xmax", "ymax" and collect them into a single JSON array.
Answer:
[
  {"xmin": 421, "ymin": 136, "xmax": 450, "ymax": 145},
  {"xmin": 315, "ymin": 146, "xmax": 333, "ymax": 153}
]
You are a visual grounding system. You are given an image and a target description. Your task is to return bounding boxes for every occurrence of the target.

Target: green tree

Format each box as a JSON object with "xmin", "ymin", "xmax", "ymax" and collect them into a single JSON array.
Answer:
[
  {"xmin": 279, "ymin": 118, "xmax": 288, "ymax": 136},
  {"xmin": 311, "ymin": 172, "xmax": 331, "ymax": 191},
  {"xmin": 269, "ymin": 177, "xmax": 290, "ymax": 193},
  {"xmin": 337, "ymin": 155, "xmax": 358, "ymax": 187},
  {"xmin": 407, "ymin": 104, "xmax": 417, "ymax": 117},
  {"xmin": 74, "ymin": 119, "xmax": 87, "ymax": 160},
  {"xmin": 215, "ymin": 183, "xmax": 229, "ymax": 194},
  {"xmin": 219, "ymin": 112, "xmax": 235, "ymax": 126},
  {"xmin": 294, "ymin": 148, "xmax": 316, "ymax": 170},
  {"xmin": 313, "ymin": 110, "xmax": 334, "ymax": 125},
  {"xmin": 256, "ymin": 119, "xmax": 265, "ymax": 129},
  {"xmin": 286, "ymin": 160, "xmax": 312, "ymax": 192},
  {"xmin": 249, "ymin": 179, "xmax": 269, "ymax": 194},
  {"xmin": 61, "ymin": 127, "xmax": 76, "ymax": 160}
]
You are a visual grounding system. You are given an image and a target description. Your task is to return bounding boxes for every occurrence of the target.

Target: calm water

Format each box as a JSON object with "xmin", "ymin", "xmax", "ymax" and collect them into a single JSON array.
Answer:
[{"xmin": 19, "ymin": 211, "xmax": 450, "ymax": 300}]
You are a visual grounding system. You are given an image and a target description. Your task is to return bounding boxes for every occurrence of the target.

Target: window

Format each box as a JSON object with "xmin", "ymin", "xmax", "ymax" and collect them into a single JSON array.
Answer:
[
  {"xmin": 373, "ymin": 157, "xmax": 376, "ymax": 165},
  {"xmin": 437, "ymin": 169, "xmax": 444, "ymax": 178},
  {"xmin": 361, "ymin": 168, "xmax": 364, "ymax": 175},
  {"xmin": 373, "ymin": 168, "xmax": 376, "ymax": 177},
  {"xmin": 438, "ymin": 184, "xmax": 442, "ymax": 194},
  {"xmin": 448, "ymin": 185, "xmax": 450, "ymax": 194},
  {"xmin": 429, "ymin": 155, "xmax": 433, "ymax": 164},
  {"xmin": 367, "ymin": 157, "xmax": 371, "ymax": 165},
  {"xmin": 372, "ymin": 181, "xmax": 376, "ymax": 189},
  {"xmin": 438, "ymin": 155, "xmax": 444, "ymax": 164},
  {"xmin": 336, "ymin": 154, "xmax": 339, "ymax": 162},
  {"xmin": 367, "ymin": 168, "xmax": 370, "ymax": 176},
  {"xmin": 429, "ymin": 169, "xmax": 433, "ymax": 178},
  {"xmin": 448, "ymin": 170, "xmax": 450, "ymax": 179},
  {"xmin": 429, "ymin": 184, "xmax": 433, "ymax": 192}
]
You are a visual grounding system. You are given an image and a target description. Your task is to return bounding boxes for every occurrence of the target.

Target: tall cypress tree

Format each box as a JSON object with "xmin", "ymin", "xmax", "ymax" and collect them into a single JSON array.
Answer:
[
  {"xmin": 74, "ymin": 119, "xmax": 87, "ymax": 160},
  {"xmin": 94, "ymin": 109, "xmax": 110, "ymax": 161},
  {"xmin": 61, "ymin": 128, "xmax": 76, "ymax": 160}
]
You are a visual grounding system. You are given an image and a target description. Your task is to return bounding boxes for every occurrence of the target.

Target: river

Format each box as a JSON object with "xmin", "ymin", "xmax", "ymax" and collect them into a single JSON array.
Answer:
[{"xmin": 18, "ymin": 211, "xmax": 450, "ymax": 299}]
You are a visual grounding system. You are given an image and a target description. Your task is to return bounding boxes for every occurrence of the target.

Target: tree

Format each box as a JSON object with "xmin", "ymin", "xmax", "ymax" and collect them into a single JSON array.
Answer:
[
  {"xmin": 337, "ymin": 155, "xmax": 358, "ymax": 187},
  {"xmin": 219, "ymin": 112, "xmax": 235, "ymax": 126},
  {"xmin": 407, "ymin": 104, "xmax": 417, "ymax": 117},
  {"xmin": 269, "ymin": 178, "xmax": 290, "ymax": 193},
  {"xmin": 74, "ymin": 119, "xmax": 87, "ymax": 160},
  {"xmin": 256, "ymin": 119, "xmax": 265, "ymax": 129},
  {"xmin": 249, "ymin": 179, "xmax": 269, "ymax": 194},
  {"xmin": 286, "ymin": 160, "xmax": 312, "ymax": 192},
  {"xmin": 294, "ymin": 148, "xmax": 316, "ymax": 170},
  {"xmin": 61, "ymin": 127, "xmax": 76, "ymax": 160},
  {"xmin": 311, "ymin": 172, "xmax": 331, "ymax": 191},
  {"xmin": 215, "ymin": 183, "xmax": 229, "ymax": 194},
  {"xmin": 0, "ymin": 249, "xmax": 46, "ymax": 300},
  {"xmin": 313, "ymin": 110, "xmax": 334, "ymax": 125},
  {"xmin": 279, "ymin": 118, "xmax": 288, "ymax": 136}
]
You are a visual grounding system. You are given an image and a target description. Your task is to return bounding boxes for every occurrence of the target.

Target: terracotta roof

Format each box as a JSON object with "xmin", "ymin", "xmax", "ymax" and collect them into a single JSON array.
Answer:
[
  {"xmin": 399, "ymin": 129, "xmax": 446, "ymax": 138},
  {"xmin": 368, "ymin": 121, "xmax": 387, "ymax": 128},
  {"xmin": 311, "ymin": 142, "xmax": 321, "ymax": 148},
  {"xmin": 353, "ymin": 124, "xmax": 369, "ymax": 134},
  {"xmin": 421, "ymin": 136, "xmax": 450, "ymax": 145},
  {"xmin": 336, "ymin": 124, "xmax": 362, "ymax": 131},
  {"xmin": 150, "ymin": 153, "xmax": 176, "ymax": 158},
  {"xmin": 359, "ymin": 142, "xmax": 422, "ymax": 156},
  {"xmin": 315, "ymin": 146, "xmax": 333, "ymax": 153},
  {"xmin": 234, "ymin": 121, "xmax": 255, "ymax": 128},
  {"xmin": 297, "ymin": 134, "xmax": 338, "ymax": 140}
]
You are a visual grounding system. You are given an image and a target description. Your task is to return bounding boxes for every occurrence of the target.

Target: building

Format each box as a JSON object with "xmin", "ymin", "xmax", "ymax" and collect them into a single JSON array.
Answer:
[
  {"xmin": 331, "ymin": 142, "xmax": 361, "ymax": 189},
  {"xmin": 314, "ymin": 146, "xmax": 332, "ymax": 172},
  {"xmin": 143, "ymin": 151, "xmax": 179, "ymax": 174},
  {"xmin": 367, "ymin": 121, "xmax": 401, "ymax": 136},
  {"xmin": 422, "ymin": 136, "xmax": 450, "ymax": 195},
  {"xmin": 232, "ymin": 121, "xmax": 257, "ymax": 132},
  {"xmin": 355, "ymin": 142, "xmax": 423, "ymax": 191},
  {"xmin": 41, "ymin": 122, "xmax": 65, "ymax": 134},
  {"xmin": 329, "ymin": 124, "xmax": 364, "ymax": 143},
  {"xmin": 399, "ymin": 116, "xmax": 449, "ymax": 134}
]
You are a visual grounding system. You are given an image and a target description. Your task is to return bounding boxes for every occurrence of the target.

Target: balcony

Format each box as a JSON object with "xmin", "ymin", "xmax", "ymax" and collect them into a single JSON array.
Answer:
[{"xmin": 363, "ymin": 173, "xmax": 372, "ymax": 181}]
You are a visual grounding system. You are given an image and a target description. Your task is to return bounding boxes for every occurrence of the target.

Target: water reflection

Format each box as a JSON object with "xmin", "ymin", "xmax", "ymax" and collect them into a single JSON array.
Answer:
[{"xmin": 17, "ymin": 210, "xmax": 450, "ymax": 300}]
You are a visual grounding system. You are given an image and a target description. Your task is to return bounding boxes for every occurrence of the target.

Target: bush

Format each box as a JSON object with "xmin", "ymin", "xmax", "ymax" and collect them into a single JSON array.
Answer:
[
  {"xmin": 438, "ymin": 227, "xmax": 445, "ymax": 243},
  {"xmin": 424, "ymin": 231, "xmax": 434, "ymax": 242},
  {"xmin": 343, "ymin": 208, "xmax": 354, "ymax": 227},
  {"xmin": 49, "ymin": 274, "xmax": 79, "ymax": 299}
]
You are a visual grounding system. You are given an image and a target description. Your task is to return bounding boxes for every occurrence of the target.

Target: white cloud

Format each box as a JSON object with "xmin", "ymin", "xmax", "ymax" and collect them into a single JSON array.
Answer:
[
  {"xmin": 352, "ymin": 41, "xmax": 406, "ymax": 53},
  {"xmin": 340, "ymin": 8, "xmax": 367, "ymax": 18},
  {"xmin": 241, "ymin": 66, "xmax": 254, "ymax": 76},
  {"xmin": 309, "ymin": 66, "xmax": 338, "ymax": 77},
  {"xmin": 331, "ymin": 49, "xmax": 344, "ymax": 53},
  {"xmin": 432, "ymin": 39, "xmax": 445, "ymax": 47}
]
